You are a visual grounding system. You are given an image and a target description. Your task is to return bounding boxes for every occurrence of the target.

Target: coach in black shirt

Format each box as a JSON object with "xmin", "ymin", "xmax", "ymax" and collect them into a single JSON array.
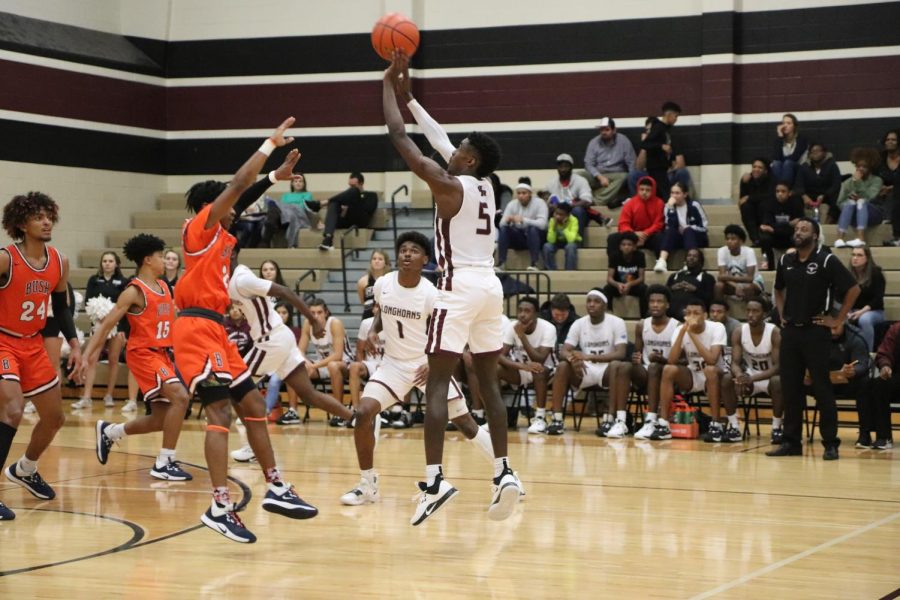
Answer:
[{"xmin": 767, "ymin": 218, "xmax": 859, "ymax": 460}]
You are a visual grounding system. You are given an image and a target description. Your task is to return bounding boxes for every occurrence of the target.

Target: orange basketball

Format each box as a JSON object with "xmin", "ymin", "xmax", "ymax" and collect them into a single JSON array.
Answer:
[{"xmin": 371, "ymin": 13, "xmax": 420, "ymax": 61}]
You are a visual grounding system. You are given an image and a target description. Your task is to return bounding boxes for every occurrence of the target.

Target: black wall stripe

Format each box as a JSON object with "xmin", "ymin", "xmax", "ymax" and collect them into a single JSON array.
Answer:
[
  {"xmin": 0, "ymin": 118, "xmax": 894, "ymax": 175},
  {"xmin": 2, "ymin": 4, "xmax": 897, "ymax": 78}
]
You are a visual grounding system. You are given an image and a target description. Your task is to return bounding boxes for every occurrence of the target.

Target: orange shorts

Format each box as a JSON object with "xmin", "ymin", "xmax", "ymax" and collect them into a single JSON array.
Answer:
[
  {"xmin": 172, "ymin": 316, "xmax": 249, "ymax": 394},
  {"xmin": 0, "ymin": 332, "xmax": 59, "ymax": 397},
  {"xmin": 126, "ymin": 346, "xmax": 182, "ymax": 402}
]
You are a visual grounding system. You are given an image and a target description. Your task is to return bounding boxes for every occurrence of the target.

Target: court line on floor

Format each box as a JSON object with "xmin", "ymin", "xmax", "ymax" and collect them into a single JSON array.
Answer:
[{"xmin": 687, "ymin": 511, "xmax": 900, "ymax": 599}]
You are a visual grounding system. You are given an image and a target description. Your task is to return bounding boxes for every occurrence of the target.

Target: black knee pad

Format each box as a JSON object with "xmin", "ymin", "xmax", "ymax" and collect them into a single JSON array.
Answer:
[{"xmin": 229, "ymin": 377, "xmax": 256, "ymax": 403}]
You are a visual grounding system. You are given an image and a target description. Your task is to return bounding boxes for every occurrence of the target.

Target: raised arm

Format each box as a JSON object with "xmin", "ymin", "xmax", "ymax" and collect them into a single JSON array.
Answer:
[
  {"xmin": 204, "ymin": 118, "xmax": 298, "ymax": 229},
  {"xmin": 393, "ymin": 61, "xmax": 455, "ymax": 163},
  {"xmin": 383, "ymin": 51, "xmax": 461, "ymax": 218}
]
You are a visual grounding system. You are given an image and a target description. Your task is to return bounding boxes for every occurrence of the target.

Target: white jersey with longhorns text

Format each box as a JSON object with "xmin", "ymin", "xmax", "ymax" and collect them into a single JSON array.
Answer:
[
  {"xmin": 374, "ymin": 272, "xmax": 436, "ymax": 364},
  {"xmin": 740, "ymin": 322, "xmax": 775, "ymax": 376},
  {"xmin": 434, "ymin": 175, "xmax": 496, "ymax": 290},
  {"xmin": 641, "ymin": 317, "xmax": 680, "ymax": 367},
  {"xmin": 311, "ymin": 315, "xmax": 354, "ymax": 364}
]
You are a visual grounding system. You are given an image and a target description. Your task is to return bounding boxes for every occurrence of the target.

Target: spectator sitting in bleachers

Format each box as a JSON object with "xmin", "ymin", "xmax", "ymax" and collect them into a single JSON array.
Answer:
[
  {"xmin": 358, "ymin": 250, "xmax": 391, "ymax": 319},
  {"xmin": 603, "ymin": 232, "xmax": 649, "ymax": 318},
  {"xmin": 542, "ymin": 202, "xmax": 581, "ymax": 271},
  {"xmin": 162, "ymin": 249, "xmax": 180, "ymax": 294},
  {"xmin": 545, "ymin": 289, "xmax": 628, "ymax": 436},
  {"xmin": 739, "ymin": 158, "xmax": 773, "ymax": 246},
  {"xmin": 770, "ymin": 113, "xmax": 809, "ymax": 186},
  {"xmin": 715, "ymin": 224, "xmax": 765, "ymax": 301},
  {"xmin": 495, "ymin": 182, "xmax": 548, "ymax": 272},
  {"xmin": 637, "ymin": 297, "xmax": 730, "ymax": 441},
  {"xmin": 834, "ymin": 148, "xmax": 884, "ymax": 248},
  {"xmin": 298, "ymin": 299, "xmax": 354, "ymax": 426},
  {"xmin": 866, "ymin": 322, "xmax": 900, "ymax": 450},
  {"xmin": 877, "ymin": 130, "xmax": 899, "ymax": 246},
  {"xmin": 847, "ymin": 246, "xmax": 886, "ymax": 351},
  {"xmin": 606, "ymin": 176, "xmax": 664, "ymax": 258},
  {"xmin": 489, "ymin": 297, "xmax": 556, "ymax": 435},
  {"xmin": 318, "ymin": 172, "xmax": 378, "ymax": 251},
  {"xmin": 265, "ymin": 302, "xmax": 303, "ymax": 423},
  {"xmin": 758, "ymin": 181, "xmax": 804, "ymax": 270},
  {"xmin": 641, "ymin": 101, "xmax": 682, "ymax": 201},
  {"xmin": 722, "ymin": 296, "xmax": 784, "ymax": 444},
  {"xmin": 628, "ymin": 116, "xmax": 694, "ymax": 199},
  {"xmin": 539, "ymin": 293, "xmax": 579, "ymax": 353},
  {"xmin": 544, "ymin": 153, "xmax": 595, "ymax": 234},
  {"xmin": 708, "ymin": 298, "xmax": 741, "ymax": 370},
  {"xmin": 807, "ymin": 318, "xmax": 869, "ymax": 428},
  {"xmin": 606, "ymin": 285, "xmax": 679, "ymax": 439},
  {"xmin": 224, "ymin": 302, "xmax": 252, "ymax": 358},
  {"xmin": 653, "ymin": 181, "xmax": 709, "ymax": 273},
  {"xmin": 581, "ymin": 117, "xmax": 635, "ymax": 207},
  {"xmin": 666, "ymin": 247, "xmax": 715, "ymax": 319},
  {"xmin": 795, "ymin": 142, "xmax": 841, "ymax": 224}
]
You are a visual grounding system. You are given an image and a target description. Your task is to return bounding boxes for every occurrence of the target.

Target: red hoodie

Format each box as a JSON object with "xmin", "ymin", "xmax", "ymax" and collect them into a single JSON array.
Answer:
[{"xmin": 618, "ymin": 176, "xmax": 664, "ymax": 236}]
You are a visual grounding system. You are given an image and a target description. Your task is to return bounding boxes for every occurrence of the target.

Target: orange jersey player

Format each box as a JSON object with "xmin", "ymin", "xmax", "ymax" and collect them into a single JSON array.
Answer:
[
  {"xmin": 0, "ymin": 191, "xmax": 83, "ymax": 522},
  {"xmin": 175, "ymin": 117, "xmax": 318, "ymax": 544},
  {"xmin": 80, "ymin": 234, "xmax": 192, "ymax": 481}
]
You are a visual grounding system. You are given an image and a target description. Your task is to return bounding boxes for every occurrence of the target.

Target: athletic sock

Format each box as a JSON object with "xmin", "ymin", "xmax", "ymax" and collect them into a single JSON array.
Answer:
[
  {"xmin": 468, "ymin": 427, "xmax": 494, "ymax": 463},
  {"xmin": 552, "ymin": 412, "xmax": 563, "ymax": 422},
  {"xmin": 213, "ymin": 486, "xmax": 231, "ymax": 507},
  {"xmin": 0, "ymin": 422, "xmax": 16, "ymax": 467},
  {"xmin": 727, "ymin": 413, "xmax": 740, "ymax": 429},
  {"xmin": 156, "ymin": 448, "xmax": 176, "ymax": 469},
  {"xmin": 535, "ymin": 408, "xmax": 546, "ymax": 420},
  {"xmin": 493, "ymin": 457, "xmax": 510, "ymax": 478},
  {"xmin": 658, "ymin": 418, "xmax": 669, "ymax": 427},
  {"xmin": 360, "ymin": 468, "xmax": 377, "ymax": 485},
  {"xmin": 264, "ymin": 466, "xmax": 282, "ymax": 484},
  {"xmin": 472, "ymin": 409, "xmax": 485, "ymax": 419},
  {"xmin": 16, "ymin": 455, "xmax": 37, "ymax": 476},
  {"xmin": 603, "ymin": 413, "xmax": 612, "ymax": 423},
  {"xmin": 425, "ymin": 464, "xmax": 442, "ymax": 488},
  {"xmin": 107, "ymin": 423, "xmax": 127, "ymax": 442},
  {"xmin": 772, "ymin": 417, "xmax": 783, "ymax": 428},
  {"xmin": 647, "ymin": 412, "xmax": 658, "ymax": 423},
  {"xmin": 616, "ymin": 410, "xmax": 627, "ymax": 423}
]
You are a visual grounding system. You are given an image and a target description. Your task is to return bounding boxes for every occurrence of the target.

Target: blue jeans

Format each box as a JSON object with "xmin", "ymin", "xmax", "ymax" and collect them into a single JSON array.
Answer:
[
  {"xmin": 543, "ymin": 241, "xmax": 578, "ymax": 270},
  {"xmin": 853, "ymin": 310, "xmax": 885, "ymax": 351},
  {"xmin": 498, "ymin": 225, "xmax": 543, "ymax": 266},
  {"xmin": 627, "ymin": 168, "xmax": 693, "ymax": 196},
  {"xmin": 837, "ymin": 202, "xmax": 883, "ymax": 233},
  {"xmin": 770, "ymin": 160, "xmax": 799, "ymax": 186},
  {"xmin": 265, "ymin": 374, "xmax": 283, "ymax": 412}
]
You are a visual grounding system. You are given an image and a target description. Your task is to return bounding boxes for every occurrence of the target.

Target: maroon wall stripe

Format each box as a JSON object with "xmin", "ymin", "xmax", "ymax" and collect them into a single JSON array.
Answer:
[
  {"xmin": 0, "ymin": 59, "xmax": 165, "ymax": 129},
  {"xmin": 0, "ymin": 56, "xmax": 896, "ymax": 132}
]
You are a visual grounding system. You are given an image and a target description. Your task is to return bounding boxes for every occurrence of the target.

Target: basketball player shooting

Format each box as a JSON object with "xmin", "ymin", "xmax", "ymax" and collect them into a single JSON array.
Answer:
[{"xmin": 383, "ymin": 50, "xmax": 522, "ymax": 523}]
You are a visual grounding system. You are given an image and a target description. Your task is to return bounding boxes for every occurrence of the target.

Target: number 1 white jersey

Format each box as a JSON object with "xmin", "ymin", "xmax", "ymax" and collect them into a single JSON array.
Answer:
[
  {"xmin": 434, "ymin": 175, "xmax": 496, "ymax": 290},
  {"xmin": 374, "ymin": 272, "xmax": 437, "ymax": 364}
]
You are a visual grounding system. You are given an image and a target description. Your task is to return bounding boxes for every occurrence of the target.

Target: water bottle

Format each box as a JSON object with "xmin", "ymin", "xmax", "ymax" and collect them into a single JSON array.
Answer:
[{"xmin": 813, "ymin": 205, "xmax": 820, "ymax": 223}]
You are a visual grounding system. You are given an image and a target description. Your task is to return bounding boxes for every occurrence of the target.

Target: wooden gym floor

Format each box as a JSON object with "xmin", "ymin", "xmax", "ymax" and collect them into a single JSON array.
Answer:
[{"xmin": 0, "ymin": 406, "xmax": 897, "ymax": 599}]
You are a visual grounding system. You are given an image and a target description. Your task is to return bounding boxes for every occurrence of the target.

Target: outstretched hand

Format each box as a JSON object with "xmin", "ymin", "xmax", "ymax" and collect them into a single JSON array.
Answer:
[
  {"xmin": 270, "ymin": 117, "xmax": 296, "ymax": 147},
  {"xmin": 272, "ymin": 149, "xmax": 302, "ymax": 181}
]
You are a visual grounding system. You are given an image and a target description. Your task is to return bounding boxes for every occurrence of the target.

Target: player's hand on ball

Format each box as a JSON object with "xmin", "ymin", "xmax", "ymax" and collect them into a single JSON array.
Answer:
[{"xmin": 270, "ymin": 117, "xmax": 296, "ymax": 147}]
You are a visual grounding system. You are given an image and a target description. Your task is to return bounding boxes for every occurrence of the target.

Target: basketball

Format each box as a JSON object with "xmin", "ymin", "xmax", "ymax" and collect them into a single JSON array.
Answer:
[{"xmin": 371, "ymin": 13, "xmax": 419, "ymax": 61}]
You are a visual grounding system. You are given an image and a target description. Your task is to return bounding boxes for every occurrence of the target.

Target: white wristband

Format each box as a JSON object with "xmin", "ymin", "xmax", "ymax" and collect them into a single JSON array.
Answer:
[
  {"xmin": 268, "ymin": 170, "xmax": 278, "ymax": 184},
  {"xmin": 258, "ymin": 139, "xmax": 276, "ymax": 157}
]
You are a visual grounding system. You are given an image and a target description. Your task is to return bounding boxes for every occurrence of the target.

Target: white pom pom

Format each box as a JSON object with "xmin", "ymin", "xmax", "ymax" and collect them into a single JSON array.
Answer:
[{"xmin": 85, "ymin": 296, "xmax": 118, "ymax": 339}]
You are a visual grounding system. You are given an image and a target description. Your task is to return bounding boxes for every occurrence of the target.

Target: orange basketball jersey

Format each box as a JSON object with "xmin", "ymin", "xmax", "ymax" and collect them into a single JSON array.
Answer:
[
  {"xmin": 0, "ymin": 244, "xmax": 62, "ymax": 338},
  {"xmin": 126, "ymin": 277, "xmax": 174, "ymax": 350},
  {"xmin": 174, "ymin": 203, "xmax": 236, "ymax": 314}
]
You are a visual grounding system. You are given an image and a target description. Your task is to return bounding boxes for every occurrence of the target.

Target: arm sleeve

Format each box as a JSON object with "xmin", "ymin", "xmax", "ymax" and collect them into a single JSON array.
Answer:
[
  {"xmin": 234, "ymin": 177, "xmax": 274, "ymax": 220},
  {"xmin": 407, "ymin": 99, "xmax": 455, "ymax": 163},
  {"xmin": 233, "ymin": 268, "xmax": 273, "ymax": 299},
  {"xmin": 52, "ymin": 291, "xmax": 78, "ymax": 341}
]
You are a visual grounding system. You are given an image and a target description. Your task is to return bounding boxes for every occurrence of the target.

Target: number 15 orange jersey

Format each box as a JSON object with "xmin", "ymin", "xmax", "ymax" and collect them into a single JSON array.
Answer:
[
  {"xmin": 0, "ymin": 244, "xmax": 62, "ymax": 338},
  {"xmin": 126, "ymin": 278, "xmax": 174, "ymax": 349}
]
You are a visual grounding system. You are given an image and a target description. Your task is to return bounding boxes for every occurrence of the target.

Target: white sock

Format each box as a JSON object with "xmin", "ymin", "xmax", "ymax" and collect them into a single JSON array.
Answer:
[
  {"xmin": 107, "ymin": 423, "xmax": 127, "ymax": 442},
  {"xmin": 156, "ymin": 448, "xmax": 176, "ymax": 469},
  {"xmin": 468, "ymin": 427, "xmax": 495, "ymax": 464},
  {"xmin": 727, "ymin": 413, "xmax": 739, "ymax": 429},
  {"xmin": 16, "ymin": 456, "xmax": 37, "ymax": 476},
  {"xmin": 535, "ymin": 408, "xmax": 546, "ymax": 420},
  {"xmin": 772, "ymin": 417, "xmax": 783, "ymax": 428},
  {"xmin": 552, "ymin": 412, "xmax": 563, "ymax": 422},
  {"xmin": 646, "ymin": 412, "xmax": 658, "ymax": 423},
  {"xmin": 603, "ymin": 413, "xmax": 612, "ymax": 423},
  {"xmin": 426, "ymin": 464, "xmax": 442, "ymax": 487},
  {"xmin": 658, "ymin": 418, "xmax": 669, "ymax": 427},
  {"xmin": 616, "ymin": 410, "xmax": 627, "ymax": 423},
  {"xmin": 493, "ymin": 456, "xmax": 509, "ymax": 478},
  {"xmin": 360, "ymin": 468, "xmax": 377, "ymax": 485},
  {"xmin": 473, "ymin": 409, "xmax": 485, "ymax": 418}
]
